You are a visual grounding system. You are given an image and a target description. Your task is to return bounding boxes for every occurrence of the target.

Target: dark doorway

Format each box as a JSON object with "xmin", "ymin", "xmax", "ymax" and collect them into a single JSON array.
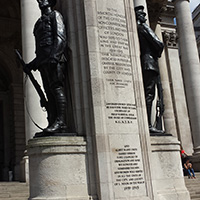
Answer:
[
  {"xmin": 0, "ymin": 69, "xmax": 13, "ymax": 181},
  {"xmin": 0, "ymin": 101, "xmax": 4, "ymax": 180}
]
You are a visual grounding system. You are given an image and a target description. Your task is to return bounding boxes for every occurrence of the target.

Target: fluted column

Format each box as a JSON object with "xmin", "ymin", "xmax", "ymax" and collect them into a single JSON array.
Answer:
[
  {"xmin": 21, "ymin": 0, "xmax": 47, "ymax": 141},
  {"xmin": 174, "ymin": 0, "xmax": 200, "ymax": 154},
  {"xmin": 154, "ymin": 23, "xmax": 178, "ymax": 137}
]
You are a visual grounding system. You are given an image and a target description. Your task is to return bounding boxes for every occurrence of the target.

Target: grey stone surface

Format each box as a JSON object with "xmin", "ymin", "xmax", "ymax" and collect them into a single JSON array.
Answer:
[
  {"xmin": 84, "ymin": 0, "xmax": 153, "ymax": 199},
  {"xmin": 174, "ymin": 0, "xmax": 200, "ymax": 155},
  {"xmin": 155, "ymin": 23, "xmax": 177, "ymax": 137},
  {"xmin": 166, "ymin": 47, "xmax": 193, "ymax": 155},
  {"xmin": 27, "ymin": 137, "xmax": 91, "ymax": 200},
  {"xmin": 151, "ymin": 136, "xmax": 191, "ymax": 200}
]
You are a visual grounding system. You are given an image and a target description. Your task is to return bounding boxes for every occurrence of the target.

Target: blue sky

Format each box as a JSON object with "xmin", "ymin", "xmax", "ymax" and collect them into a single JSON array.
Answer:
[{"xmin": 190, "ymin": 0, "xmax": 199, "ymax": 12}]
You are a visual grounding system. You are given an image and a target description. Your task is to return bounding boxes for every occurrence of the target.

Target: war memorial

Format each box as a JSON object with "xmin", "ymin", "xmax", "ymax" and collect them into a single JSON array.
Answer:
[{"xmin": 0, "ymin": 0, "xmax": 200, "ymax": 199}]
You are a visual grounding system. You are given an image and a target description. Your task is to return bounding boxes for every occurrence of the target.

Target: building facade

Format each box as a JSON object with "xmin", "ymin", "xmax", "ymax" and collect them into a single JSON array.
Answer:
[
  {"xmin": 0, "ymin": 0, "xmax": 200, "ymax": 196},
  {"xmin": 193, "ymin": 3, "xmax": 200, "ymax": 58}
]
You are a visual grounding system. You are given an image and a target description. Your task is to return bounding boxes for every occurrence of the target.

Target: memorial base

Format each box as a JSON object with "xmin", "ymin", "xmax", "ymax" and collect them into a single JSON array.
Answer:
[
  {"xmin": 27, "ymin": 136, "xmax": 91, "ymax": 200},
  {"xmin": 151, "ymin": 136, "xmax": 190, "ymax": 200}
]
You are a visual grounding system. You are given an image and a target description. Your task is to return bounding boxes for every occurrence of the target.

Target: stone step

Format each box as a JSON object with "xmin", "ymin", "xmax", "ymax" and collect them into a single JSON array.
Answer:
[
  {"xmin": 184, "ymin": 172, "xmax": 200, "ymax": 199},
  {"xmin": 0, "ymin": 182, "xmax": 29, "ymax": 200},
  {"xmin": 0, "ymin": 199, "xmax": 28, "ymax": 200}
]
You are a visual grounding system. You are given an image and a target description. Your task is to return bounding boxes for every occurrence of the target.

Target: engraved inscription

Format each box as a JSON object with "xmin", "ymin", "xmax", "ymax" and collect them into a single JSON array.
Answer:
[
  {"xmin": 113, "ymin": 145, "xmax": 145, "ymax": 191},
  {"xmin": 97, "ymin": 7, "xmax": 132, "ymax": 89},
  {"xmin": 106, "ymin": 103, "xmax": 137, "ymax": 124},
  {"xmin": 96, "ymin": 1, "xmax": 147, "ymax": 197},
  {"xmin": 97, "ymin": 5, "xmax": 136, "ymax": 132}
]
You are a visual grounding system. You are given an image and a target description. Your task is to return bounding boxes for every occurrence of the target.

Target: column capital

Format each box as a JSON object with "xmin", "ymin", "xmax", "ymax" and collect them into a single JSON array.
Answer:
[{"xmin": 163, "ymin": 30, "xmax": 178, "ymax": 48}]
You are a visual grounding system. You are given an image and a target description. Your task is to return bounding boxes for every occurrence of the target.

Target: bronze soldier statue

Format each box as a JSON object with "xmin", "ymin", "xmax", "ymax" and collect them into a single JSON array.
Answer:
[
  {"xmin": 135, "ymin": 6, "xmax": 165, "ymax": 135},
  {"xmin": 27, "ymin": 0, "xmax": 68, "ymax": 136}
]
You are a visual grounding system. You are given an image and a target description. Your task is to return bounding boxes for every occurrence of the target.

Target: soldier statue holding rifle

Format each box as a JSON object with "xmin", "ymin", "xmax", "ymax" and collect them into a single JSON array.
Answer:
[
  {"xmin": 17, "ymin": 0, "xmax": 70, "ymax": 137},
  {"xmin": 135, "ymin": 6, "xmax": 167, "ymax": 135}
]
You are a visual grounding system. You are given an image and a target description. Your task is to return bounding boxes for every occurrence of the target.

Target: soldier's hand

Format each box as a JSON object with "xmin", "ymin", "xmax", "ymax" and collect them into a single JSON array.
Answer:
[{"xmin": 26, "ymin": 63, "xmax": 36, "ymax": 72}]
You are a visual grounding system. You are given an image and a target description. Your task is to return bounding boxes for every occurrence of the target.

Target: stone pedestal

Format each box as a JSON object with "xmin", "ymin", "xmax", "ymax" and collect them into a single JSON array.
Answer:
[
  {"xmin": 151, "ymin": 137, "xmax": 190, "ymax": 200},
  {"xmin": 27, "ymin": 137, "xmax": 91, "ymax": 200}
]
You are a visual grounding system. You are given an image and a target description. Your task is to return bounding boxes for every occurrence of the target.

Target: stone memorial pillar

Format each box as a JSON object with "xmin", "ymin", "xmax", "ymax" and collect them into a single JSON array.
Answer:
[
  {"xmin": 21, "ymin": 0, "xmax": 48, "ymax": 141},
  {"xmin": 82, "ymin": 0, "xmax": 191, "ymax": 199},
  {"xmin": 174, "ymin": 0, "xmax": 200, "ymax": 155},
  {"xmin": 84, "ymin": 0, "xmax": 154, "ymax": 199}
]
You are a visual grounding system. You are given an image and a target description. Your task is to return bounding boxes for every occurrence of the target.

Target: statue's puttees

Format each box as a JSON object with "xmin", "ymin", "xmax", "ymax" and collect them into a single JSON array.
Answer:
[
  {"xmin": 27, "ymin": 0, "xmax": 69, "ymax": 137},
  {"xmin": 135, "ymin": 6, "xmax": 166, "ymax": 136}
]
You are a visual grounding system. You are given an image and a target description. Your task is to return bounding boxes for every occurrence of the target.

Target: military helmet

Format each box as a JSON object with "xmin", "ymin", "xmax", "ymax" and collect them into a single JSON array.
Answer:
[{"xmin": 134, "ymin": 5, "xmax": 146, "ymax": 16}]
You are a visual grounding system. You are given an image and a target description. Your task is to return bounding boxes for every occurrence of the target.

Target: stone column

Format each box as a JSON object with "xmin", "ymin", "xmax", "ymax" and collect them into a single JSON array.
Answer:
[
  {"xmin": 163, "ymin": 30, "xmax": 193, "ymax": 155},
  {"xmin": 21, "ymin": 0, "xmax": 48, "ymax": 141},
  {"xmin": 84, "ymin": 0, "xmax": 154, "ymax": 199},
  {"xmin": 154, "ymin": 23, "xmax": 178, "ymax": 137},
  {"xmin": 174, "ymin": 0, "xmax": 200, "ymax": 154}
]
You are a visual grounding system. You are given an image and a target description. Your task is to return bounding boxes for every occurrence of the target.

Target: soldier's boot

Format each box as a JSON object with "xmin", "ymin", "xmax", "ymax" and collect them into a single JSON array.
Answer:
[
  {"xmin": 146, "ymin": 104, "xmax": 165, "ymax": 135},
  {"xmin": 44, "ymin": 87, "xmax": 67, "ymax": 133},
  {"xmin": 146, "ymin": 104, "xmax": 153, "ymax": 129}
]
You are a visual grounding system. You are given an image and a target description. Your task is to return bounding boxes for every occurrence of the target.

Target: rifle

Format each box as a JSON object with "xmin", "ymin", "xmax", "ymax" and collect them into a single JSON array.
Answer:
[
  {"xmin": 15, "ymin": 49, "xmax": 48, "ymax": 112},
  {"xmin": 155, "ymin": 74, "xmax": 164, "ymax": 130}
]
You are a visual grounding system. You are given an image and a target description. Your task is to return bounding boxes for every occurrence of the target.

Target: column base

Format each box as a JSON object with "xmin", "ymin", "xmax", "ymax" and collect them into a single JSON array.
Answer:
[
  {"xmin": 20, "ymin": 154, "xmax": 29, "ymax": 183},
  {"xmin": 193, "ymin": 145, "xmax": 200, "ymax": 155},
  {"xmin": 27, "ymin": 136, "xmax": 90, "ymax": 200},
  {"xmin": 151, "ymin": 136, "xmax": 190, "ymax": 200},
  {"xmin": 190, "ymin": 153, "xmax": 200, "ymax": 172}
]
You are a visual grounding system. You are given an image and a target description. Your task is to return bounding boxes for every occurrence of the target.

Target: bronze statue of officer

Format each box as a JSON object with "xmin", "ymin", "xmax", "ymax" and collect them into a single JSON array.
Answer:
[
  {"xmin": 27, "ymin": 0, "xmax": 68, "ymax": 136},
  {"xmin": 135, "ymin": 6, "xmax": 165, "ymax": 135}
]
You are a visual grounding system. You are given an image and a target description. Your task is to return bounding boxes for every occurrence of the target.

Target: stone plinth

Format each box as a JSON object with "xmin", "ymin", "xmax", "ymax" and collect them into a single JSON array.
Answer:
[
  {"xmin": 27, "ymin": 137, "xmax": 90, "ymax": 200},
  {"xmin": 151, "ymin": 137, "xmax": 190, "ymax": 200}
]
